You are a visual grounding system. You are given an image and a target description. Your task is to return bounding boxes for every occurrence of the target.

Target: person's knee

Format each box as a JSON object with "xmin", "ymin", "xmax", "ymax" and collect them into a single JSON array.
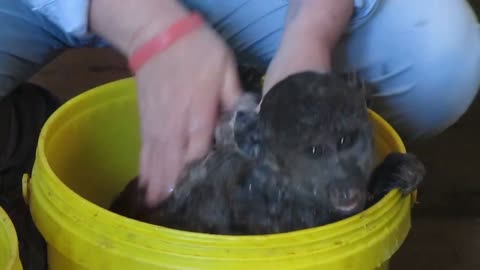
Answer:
[
  {"xmin": 374, "ymin": 5, "xmax": 480, "ymax": 142},
  {"xmin": 385, "ymin": 68, "xmax": 480, "ymax": 143}
]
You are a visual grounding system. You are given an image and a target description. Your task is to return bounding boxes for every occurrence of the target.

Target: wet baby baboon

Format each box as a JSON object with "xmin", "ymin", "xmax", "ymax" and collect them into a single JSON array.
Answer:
[{"xmin": 110, "ymin": 71, "xmax": 425, "ymax": 235}]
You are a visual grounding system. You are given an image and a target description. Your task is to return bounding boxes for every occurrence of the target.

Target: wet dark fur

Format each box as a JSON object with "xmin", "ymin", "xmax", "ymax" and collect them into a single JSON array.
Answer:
[{"xmin": 109, "ymin": 71, "xmax": 426, "ymax": 235}]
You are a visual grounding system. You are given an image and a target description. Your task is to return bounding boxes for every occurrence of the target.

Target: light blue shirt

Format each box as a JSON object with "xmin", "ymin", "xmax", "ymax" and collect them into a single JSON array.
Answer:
[
  {"xmin": 21, "ymin": 0, "xmax": 91, "ymax": 38},
  {"xmin": 20, "ymin": 0, "xmax": 380, "ymax": 39}
]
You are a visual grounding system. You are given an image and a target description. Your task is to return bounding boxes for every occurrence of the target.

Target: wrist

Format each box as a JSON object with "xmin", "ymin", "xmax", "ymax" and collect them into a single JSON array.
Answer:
[
  {"xmin": 128, "ymin": 12, "xmax": 205, "ymax": 73},
  {"xmin": 263, "ymin": 28, "xmax": 332, "ymax": 92},
  {"xmin": 263, "ymin": 1, "xmax": 353, "ymax": 92},
  {"xmin": 286, "ymin": 0, "xmax": 354, "ymax": 50},
  {"xmin": 89, "ymin": 0, "xmax": 191, "ymax": 56}
]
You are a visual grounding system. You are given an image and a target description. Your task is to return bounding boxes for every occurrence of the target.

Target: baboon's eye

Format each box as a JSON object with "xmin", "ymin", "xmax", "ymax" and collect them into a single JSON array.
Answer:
[
  {"xmin": 306, "ymin": 144, "xmax": 327, "ymax": 159},
  {"xmin": 337, "ymin": 130, "xmax": 359, "ymax": 151}
]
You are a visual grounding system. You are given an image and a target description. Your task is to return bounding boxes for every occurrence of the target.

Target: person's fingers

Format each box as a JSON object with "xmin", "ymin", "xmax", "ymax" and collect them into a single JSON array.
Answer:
[
  {"xmin": 184, "ymin": 124, "xmax": 214, "ymax": 166},
  {"xmin": 144, "ymin": 138, "xmax": 185, "ymax": 206},
  {"xmin": 184, "ymin": 88, "xmax": 218, "ymax": 164},
  {"xmin": 221, "ymin": 62, "xmax": 242, "ymax": 111},
  {"xmin": 139, "ymin": 98, "xmax": 189, "ymax": 206},
  {"xmin": 138, "ymin": 140, "xmax": 153, "ymax": 187}
]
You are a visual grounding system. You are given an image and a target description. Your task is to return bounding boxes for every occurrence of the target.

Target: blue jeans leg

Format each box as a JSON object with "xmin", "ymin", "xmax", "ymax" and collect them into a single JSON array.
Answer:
[
  {"xmin": 333, "ymin": 0, "xmax": 480, "ymax": 141},
  {"xmin": 0, "ymin": 0, "xmax": 70, "ymax": 97},
  {"xmin": 182, "ymin": 0, "xmax": 480, "ymax": 142}
]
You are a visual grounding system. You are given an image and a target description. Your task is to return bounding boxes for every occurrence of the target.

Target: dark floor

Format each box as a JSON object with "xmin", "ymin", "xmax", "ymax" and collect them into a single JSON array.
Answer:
[{"xmin": 27, "ymin": 46, "xmax": 480, "ymax": 270}]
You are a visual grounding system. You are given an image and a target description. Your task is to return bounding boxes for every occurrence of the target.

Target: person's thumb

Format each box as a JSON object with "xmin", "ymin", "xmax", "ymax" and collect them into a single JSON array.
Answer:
[{"xmin": 221, "ymin": 63, "xmax": 242, "ymax": 111}]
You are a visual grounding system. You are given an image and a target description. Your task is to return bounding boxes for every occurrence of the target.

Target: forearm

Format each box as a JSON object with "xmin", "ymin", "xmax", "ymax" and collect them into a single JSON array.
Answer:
[
  {"xmin": 263, "ymin": 0, "xmax": 354, "ymax": 91},
  {"xmin": 89, "ymin": 0, "xmax": 191, "ymax": 56},
  {"xmin": 283, "ymin": 0, "xmax": 354, "ymax": 70},
  {"xmin": 286, "ymin": 0, "xmax": 354, "ymax": 49}
]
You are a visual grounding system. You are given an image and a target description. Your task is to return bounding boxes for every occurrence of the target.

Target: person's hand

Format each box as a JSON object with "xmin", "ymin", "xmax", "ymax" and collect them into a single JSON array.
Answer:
[
  {"xmin": 263, "ymin": 0, "xmax": 354, "ymax": 93},
  {"xmin": 89, "ymin": 0, "xmax": 242, "ymax": 206},
  {"xmin": 134, "ymin": 25, "xmax": 241, "ymax": 206}
]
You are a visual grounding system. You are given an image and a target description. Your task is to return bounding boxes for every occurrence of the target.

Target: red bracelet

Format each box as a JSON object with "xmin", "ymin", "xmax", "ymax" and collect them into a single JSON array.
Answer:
[{"xmin": 128, "ymin": 12, "xmax": 204, "ymax": 73}]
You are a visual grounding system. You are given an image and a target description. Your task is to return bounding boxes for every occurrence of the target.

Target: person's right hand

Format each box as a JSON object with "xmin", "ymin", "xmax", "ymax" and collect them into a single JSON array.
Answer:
[
  {"xmin": 90, "ymin": 0, "xmax": 242, "ymax": 206},
  {"xmin": 132, "ymin": 21, "xmax": 242, "ymax": 207}
]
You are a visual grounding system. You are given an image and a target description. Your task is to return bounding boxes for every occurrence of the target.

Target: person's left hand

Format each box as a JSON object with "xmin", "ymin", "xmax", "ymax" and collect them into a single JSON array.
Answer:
[{"xmin": 263, "ymin": 0, "xmax": 354, "ymax": 93}]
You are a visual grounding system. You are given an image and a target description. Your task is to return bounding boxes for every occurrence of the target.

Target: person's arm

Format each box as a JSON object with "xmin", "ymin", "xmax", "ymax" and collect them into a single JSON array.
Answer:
[
  {"xmin": 89, "ymin": 0, "xmax": 189, "ymax": 56},
  {"xmin": 263, "ymin": 0, "xmax": 354, "ymax": 92},
  {"xmin": 89, "ymin": 0, "xmax": 242, "ymax": 206}
]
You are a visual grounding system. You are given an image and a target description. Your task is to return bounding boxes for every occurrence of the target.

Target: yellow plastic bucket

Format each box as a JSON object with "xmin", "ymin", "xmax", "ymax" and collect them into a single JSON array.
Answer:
[
  {"xmin": 23, "ymin": 77, "xmax": 415, "ymax": 270},
  {"xmin": 0, "ymin": 207, "xmax": 23, "ymax": 270}
]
